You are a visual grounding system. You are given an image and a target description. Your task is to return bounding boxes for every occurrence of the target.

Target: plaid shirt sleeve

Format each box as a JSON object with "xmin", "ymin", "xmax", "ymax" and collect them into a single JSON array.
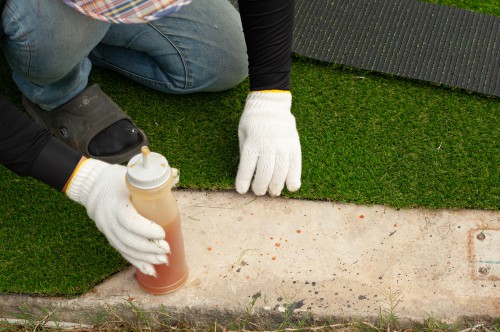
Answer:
[{"xmin": 62, "ymin": 0, "xmax": 192, "ymax": 24}]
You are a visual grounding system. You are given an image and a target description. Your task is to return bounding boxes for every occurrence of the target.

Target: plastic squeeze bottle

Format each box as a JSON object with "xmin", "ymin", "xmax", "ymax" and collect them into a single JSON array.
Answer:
[{"xmin": 126, "ymin": 146, "xmax": 189, "ymax": 294}]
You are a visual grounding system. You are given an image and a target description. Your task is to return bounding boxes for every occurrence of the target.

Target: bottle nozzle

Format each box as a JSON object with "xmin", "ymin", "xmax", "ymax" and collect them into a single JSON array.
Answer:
[
  {"xmin": 127, "ymin": 146, "xmax": 170, "ymax": 189},
  {"xmin": 141, "ymin": 146, "xmax": 151, "ymax": 169}
]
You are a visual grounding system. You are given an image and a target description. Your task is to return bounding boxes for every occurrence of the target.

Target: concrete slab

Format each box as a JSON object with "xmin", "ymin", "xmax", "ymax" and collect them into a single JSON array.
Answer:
[{"xmin": 1, "ymin": 190, "xmax": 499, "ymax": 327}]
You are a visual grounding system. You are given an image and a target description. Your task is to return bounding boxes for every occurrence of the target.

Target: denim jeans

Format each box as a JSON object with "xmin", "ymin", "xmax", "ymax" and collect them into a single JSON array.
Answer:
[{"xmin": 1, "ymin": 0, "xmax": 248, "ymax": 110}]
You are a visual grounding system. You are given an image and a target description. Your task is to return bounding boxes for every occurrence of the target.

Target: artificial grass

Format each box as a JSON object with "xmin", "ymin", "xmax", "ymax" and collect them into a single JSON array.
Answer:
[{"xmin": 0, "ymin": 0, "xmax": 498, "ymax": 296}]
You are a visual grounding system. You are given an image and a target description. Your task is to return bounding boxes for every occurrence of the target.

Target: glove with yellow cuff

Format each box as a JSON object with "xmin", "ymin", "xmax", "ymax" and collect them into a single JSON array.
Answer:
[
  {"xmin": 65, "ymin": 158, "xmax": 170, "ymax": 276},
  {"xmin": 236, "ymin": 90, "xmax": 301, "ymax": 196}
]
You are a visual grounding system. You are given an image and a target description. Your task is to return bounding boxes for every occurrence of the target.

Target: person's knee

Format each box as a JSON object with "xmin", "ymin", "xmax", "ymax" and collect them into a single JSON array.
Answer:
[
  {"xmin": 2, "ymin": 0, "xmax": 109, "ymax": 85},
  {"xmin": 205, "ymin": 49, "xmax": 248, "ymax": 92},
  {"xmin": 163, "ymin": 51, "xmax": 248, "ymax": 93},
  {"xmin": 181, "ymin": 25, "xmax": 249, "ymax": 92},
  {"xmin": 147, "ymin": 25, "xmax": 248, "ymax": 93},
  {"xmin": 140, "ymin": 0, "xmax": 248, "ymax": 93}
]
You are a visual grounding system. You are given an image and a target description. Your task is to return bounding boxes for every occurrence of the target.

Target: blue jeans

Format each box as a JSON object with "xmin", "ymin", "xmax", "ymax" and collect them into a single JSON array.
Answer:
[{"xmin": 1, "ymin": 0, "xmax": 248, "ymax": 110}]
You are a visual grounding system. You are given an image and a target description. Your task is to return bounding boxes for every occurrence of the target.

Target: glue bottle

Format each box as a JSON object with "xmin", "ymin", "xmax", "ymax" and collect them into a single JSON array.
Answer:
[{"xmin": 126, "ymin": 146, "xmax": 189, "ymax": 294}]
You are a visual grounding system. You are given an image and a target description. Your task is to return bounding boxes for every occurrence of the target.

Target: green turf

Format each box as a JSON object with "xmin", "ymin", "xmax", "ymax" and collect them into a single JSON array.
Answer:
[
  {"xmin": 0, "ymin": 1, "xmax": 498, "ymax": 295},
  {"xmin": 424, "ymin": 0, "xmax": 500, "ymax": 16}
]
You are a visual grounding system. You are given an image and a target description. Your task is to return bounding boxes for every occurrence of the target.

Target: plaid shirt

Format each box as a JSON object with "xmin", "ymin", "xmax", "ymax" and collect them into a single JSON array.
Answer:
[{"xmin": 63, "ymin": 0, "xmax": 192, "ymax": 24}]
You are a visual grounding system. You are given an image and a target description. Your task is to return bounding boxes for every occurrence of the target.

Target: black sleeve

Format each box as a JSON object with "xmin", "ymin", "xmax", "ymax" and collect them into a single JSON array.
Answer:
[
  {"xmin": 0, "ymin": 0, "xmax": 5, "ymax": 16},
  {"xmin": 0, "ymin": 94, "xmax": 82, "ymax": 191},
  {"xmin": 238, "ymin": 0, "xmax": 294, "ymax": 91}
]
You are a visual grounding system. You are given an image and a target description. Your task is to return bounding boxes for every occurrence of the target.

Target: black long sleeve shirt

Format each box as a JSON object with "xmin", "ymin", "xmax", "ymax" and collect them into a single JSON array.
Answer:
[
  {"xmin": 0, "ymin": 96, "xmax": 83, "ymax": 190},
  {"xmin": 0, "ymin": 0, "xmax": 294, "ymax": 190},
  {"xmin": 239, "ymin": 0, "xmax": 294, "ymax": 90}
]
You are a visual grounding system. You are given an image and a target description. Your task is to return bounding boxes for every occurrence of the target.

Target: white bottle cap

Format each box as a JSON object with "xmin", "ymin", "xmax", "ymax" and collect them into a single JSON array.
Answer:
[{"xmin": 126, "ymin": 146, "xmax": 171, "ymax": 189}]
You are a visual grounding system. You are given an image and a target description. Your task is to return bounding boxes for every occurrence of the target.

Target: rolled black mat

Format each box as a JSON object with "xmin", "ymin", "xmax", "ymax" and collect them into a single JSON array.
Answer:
[{"xmin": 231, "ymin": 0, "xmax": 500, "ymax": 97}]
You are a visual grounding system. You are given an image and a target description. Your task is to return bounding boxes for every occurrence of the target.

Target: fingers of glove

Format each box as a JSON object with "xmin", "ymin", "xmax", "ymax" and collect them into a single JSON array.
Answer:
[
  {"xmin": 123, "ymin": 248, "xmax": 169, "ymax": 266},
  {"xmin": 236, "ymin": 144, "xmax": 258, "ymax": 194},
  {"xmin": 251, "ymin": 150, "xmax": 275, "ymax": 196},
  {"xmin": 268, "ymin": 152, "xmax": 289, "ymax": 197},
  {"xmin": 238, "ymin": 129, "xmax": 248, "ymax": 155},
  {"xmin": 286, "ymin": 148, "xmax": 302, "ymax": 192},
  {"xmin": 100, "ymin": 230, "xmax": 164, "ymax": 274},
  {"xmin": 117, "ymin": 230, "xmax": 171, "ymax": 257},
  {"xmin": 102, "ymin": 224, "xmax": 169, "ymax": 262},
  {"xmin": 117, "ymin": 205, "xmax": 166, "ymax": 240},
  {"xmin": 122, "ymin": 254, "xmax": 158, "ymax": 277}
]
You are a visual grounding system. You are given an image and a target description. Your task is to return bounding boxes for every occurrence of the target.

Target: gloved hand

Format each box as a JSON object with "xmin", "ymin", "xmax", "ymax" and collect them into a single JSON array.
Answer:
[
  {"xmin": 236, "ymin": 91, "xmax": 301, "ymax": 196},
  {"xmin": 65, "ymin": 158, "xmax": 170, "ymax": 276}
]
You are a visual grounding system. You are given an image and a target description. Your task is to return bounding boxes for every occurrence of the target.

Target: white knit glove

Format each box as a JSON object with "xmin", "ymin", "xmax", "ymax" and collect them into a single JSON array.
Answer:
[
  {"xmin": 236, "ymin": 91, "xmax": 301, "ymax": 196},
  {"xmin": 66, "ymin": 158, "xmax": 170, "ymax": 276}
]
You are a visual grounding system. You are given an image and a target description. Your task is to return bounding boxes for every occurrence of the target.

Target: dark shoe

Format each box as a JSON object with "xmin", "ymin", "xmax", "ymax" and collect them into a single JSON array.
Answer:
[{"xmin": 22, "ymin": 84, "xmax": 148, "ymax": 164}]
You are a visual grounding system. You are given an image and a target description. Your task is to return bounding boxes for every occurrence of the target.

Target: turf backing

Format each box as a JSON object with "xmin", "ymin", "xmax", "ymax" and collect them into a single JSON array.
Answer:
[
  {"xmin": 0, "ymin": 0, "xmax": 498, "ymax": 295},
  {"xmin": 292, "ymin": 0, "xmax": 500, "ymax": 97}
]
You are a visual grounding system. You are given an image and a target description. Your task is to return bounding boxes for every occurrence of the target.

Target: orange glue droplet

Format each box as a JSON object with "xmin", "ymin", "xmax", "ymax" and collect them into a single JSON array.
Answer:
[
  {"xmin": 359, "ymin": 215, "xmax": 365, "ymax": 219},
  {"xmin": 272, "ymin": 256, "xmax": 277, "ymax": 261},
  {"xmin": 296, "ymin": 230, "xmax": 302, "ymax": 234},
  {"xmin": 275, "ymin": 243, "xmax": 281, "ymax": 247}
]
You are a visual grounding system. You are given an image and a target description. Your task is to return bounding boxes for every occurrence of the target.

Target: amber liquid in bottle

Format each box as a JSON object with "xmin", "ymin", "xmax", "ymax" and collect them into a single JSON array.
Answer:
[{"xmin": 126, "ymin": 150, "xmax": 188, "ymax": 294}]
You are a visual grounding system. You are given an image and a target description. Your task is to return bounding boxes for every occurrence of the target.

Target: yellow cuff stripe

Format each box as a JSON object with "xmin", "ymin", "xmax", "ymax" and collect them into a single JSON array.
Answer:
[
  {"xmin": 257, "ymin": 89, "xmax": 290, "ymax": 93},
  {"xmin": 63, "ymin": 157, "xmax": 89, "ymax": 193}
]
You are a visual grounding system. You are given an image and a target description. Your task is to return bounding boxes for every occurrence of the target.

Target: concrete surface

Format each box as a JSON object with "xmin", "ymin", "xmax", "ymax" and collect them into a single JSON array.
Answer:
[{"xmin": 1, "ymin": 190, "xmax": 499, "ymax": 327}]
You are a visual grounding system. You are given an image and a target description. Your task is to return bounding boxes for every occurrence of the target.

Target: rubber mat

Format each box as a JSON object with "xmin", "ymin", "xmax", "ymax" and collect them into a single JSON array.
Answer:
[{"xmin": 231, "ymin": 0, "xmax": 500, "ymax": 97}]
